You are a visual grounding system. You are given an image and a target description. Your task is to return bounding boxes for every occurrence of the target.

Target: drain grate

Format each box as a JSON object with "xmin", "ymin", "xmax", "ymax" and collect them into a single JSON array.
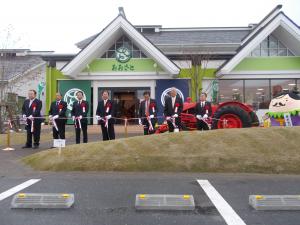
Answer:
[
  {"xmin": 249, "ymin": 195, "xmax": 300, "ymax": 210},
  {"xmin": 11, "ymin": 193, "xmax": 75, "ymax": 209},
  {"xmin": 135, "ymin": 194, "xmax": 195, "ymax": 211}
]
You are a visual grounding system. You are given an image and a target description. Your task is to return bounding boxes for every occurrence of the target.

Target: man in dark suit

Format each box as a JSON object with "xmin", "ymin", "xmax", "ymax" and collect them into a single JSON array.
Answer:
[
  {"xmin": 21, "ymin": 89, "xmax": 43, "ymax": 149},
  {"xmin": 164, "ymin": 87, "xmax": 183, "ymax": 132},
  {"xmin": 138, "ymin": 91, "xmax": 158, "ymax": 135},
  {"xmin": 71, "ymin": 91, "xmax": 89, "ymax": 144},
  {"xmin": 96, "ymin": 90, "xmax": 115, "ymax": 141},
  {"xmin": 48, "ymin": 92, "xmax": 67, "ymax": 140},
  {"xmin": 195, "ymin": 92, "xmax": 212, "ymax": 131}
]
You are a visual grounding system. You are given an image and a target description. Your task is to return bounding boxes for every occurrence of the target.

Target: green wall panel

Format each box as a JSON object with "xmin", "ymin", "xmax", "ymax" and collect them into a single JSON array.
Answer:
[
  {"xmin": 46, "ymin": 66, "xmax": 70, "ymax": 112},
  {"xmin": 82, "ymin": 58, "xmax": 163, "ymax": 73},
  {"xmin": 233, "ymin": 57, "xmax": 300, "ymax": 71}
]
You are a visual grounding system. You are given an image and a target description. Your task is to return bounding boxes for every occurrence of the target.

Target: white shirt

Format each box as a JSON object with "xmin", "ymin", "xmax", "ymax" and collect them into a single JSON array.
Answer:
[
  {"xmin": 104, "ymin": 99, "xmax": 107, "ymax": 106},
  {"xmin": 172, "ymin": 96, "xmax": 176, "ymax": 108},
  {"xmin": 201, "ymin": 101, "xmax": 205, "ymax": 107},
  {"xmin": 29, "ymin": 98, "xmax": 35, "ymax": 107}
]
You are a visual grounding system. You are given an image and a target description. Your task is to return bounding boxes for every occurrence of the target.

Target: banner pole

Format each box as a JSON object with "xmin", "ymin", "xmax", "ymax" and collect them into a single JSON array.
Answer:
[
  {"xmin": 124, "ymin": 118, "xmax": 128, "ymax": 138},
  {"xmin": 3, "ymin": 120, "xmax": 15, "ymax": 151}
]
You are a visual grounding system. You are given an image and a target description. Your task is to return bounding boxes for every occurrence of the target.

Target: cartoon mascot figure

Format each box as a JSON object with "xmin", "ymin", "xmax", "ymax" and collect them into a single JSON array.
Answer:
[{"xmin": 267, "ymin": 90, "xmax": 300, "ymax": 126}]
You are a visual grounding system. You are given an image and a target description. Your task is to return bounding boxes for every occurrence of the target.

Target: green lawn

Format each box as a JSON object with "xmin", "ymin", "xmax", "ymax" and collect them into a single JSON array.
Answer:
[{"xmin": 23, "ymin": 127, "xmax": 300, "ymax": 174}]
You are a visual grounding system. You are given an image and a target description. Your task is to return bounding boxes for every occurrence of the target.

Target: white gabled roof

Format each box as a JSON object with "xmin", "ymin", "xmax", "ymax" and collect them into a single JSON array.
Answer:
[
  {"xmin": 217, "ymin": 12, "xmax": 300, "ymax": 76},
  {"xmin": 61, "ymin": 15, "xmax": 180, "ymax": 78}
]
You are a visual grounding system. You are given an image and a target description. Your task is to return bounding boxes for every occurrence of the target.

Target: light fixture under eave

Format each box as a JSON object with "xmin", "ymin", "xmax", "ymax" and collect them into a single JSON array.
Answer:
[
  {"xmin": 232, "ymin": 88, "xmax": 239, "ymax": 91},
  {"xmin": 257, "ymin": 88, "xmax": 264, "ymax": 91},
  {"xmin": 288, "ymin": 83, "xmax": 296, "ymax": 86}
]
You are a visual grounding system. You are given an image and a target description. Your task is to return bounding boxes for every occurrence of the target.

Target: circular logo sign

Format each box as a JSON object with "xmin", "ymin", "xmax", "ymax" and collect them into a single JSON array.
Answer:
[
  {"xmin": 63, "ymin": 88, "xmax": 86, "ymax": 111},
  {"xmin": 161, "ymin": 87, "xmax": 184, "ymax": 106},
  {"xmin": 115, "ymin": 46, "xmax": 131, "ymax": 63}
]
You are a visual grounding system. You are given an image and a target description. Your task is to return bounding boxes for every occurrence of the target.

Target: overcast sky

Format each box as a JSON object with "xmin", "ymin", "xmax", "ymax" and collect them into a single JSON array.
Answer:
[{"xmin": 0, "ymin": 0, "xmax": 299, "ymax": 53}]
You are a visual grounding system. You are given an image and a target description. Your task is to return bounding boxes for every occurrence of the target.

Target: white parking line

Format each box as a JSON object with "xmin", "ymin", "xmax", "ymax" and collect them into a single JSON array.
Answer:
[
  {"xmin": 197, "ymin": 179, "xmax": 247, "ymax": 225},
  {"xmin": 0, "ymin": 179, "xmax": 41, "ymax": 201}
]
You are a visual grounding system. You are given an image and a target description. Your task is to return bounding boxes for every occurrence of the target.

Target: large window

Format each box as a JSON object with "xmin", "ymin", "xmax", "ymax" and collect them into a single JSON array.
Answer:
[
  {"xmin": 218, "ymin": 79, "xmax": 299, "ymax": 110},
  {"xmin": 100, "ymin": 35, "xmax": 147, "ymax": 59},
  {"xmin": 250, "ymin": 34, "xmax": 295, "ymax": 57},
  {"xmin": 218, "ymin": 80, "xmax": 244, "ymax": 103},
  {"xmin": 244, "ymin": 80, "xmax": 270, "ymax": 110},
  {"xmin": 271, "ymin": 79, "xmax": 297, "ymax": 97}
]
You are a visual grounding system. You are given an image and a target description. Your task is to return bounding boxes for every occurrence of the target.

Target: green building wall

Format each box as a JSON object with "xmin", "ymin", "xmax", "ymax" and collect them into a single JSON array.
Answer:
[
  {"xmin": 233, "ymin": 57, "xmax": 300, "ymax": 71},
  {"xmin": 46, "ymin": 66, "xmax": 69, "ymax": 112}
]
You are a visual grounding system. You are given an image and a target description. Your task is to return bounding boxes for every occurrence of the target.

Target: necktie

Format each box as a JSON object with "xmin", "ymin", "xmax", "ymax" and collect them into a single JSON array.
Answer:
[{"xmin": 56, "ymin": 101, "xmax": 59, "ymax": 106}]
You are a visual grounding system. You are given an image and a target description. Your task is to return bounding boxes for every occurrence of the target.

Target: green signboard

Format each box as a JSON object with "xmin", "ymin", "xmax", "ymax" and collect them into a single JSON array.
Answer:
[{"xmin": 58, "ymin": 80, "xmax": 91, "ymax": 124}]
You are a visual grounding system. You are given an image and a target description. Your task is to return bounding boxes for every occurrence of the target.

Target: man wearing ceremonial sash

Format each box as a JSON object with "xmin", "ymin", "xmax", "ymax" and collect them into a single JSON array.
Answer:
[
  {"xmin": 195, "ymin": 92, "xmax": 212, "ymax": 131},
  {"xmin": 96, "ymin": 90, "xmax": 115, "ymax": 141},
  {"xmin": 71, "ymin": 91, "xmax": 89, "ymax": 144},
  {"xmin": 21, "ymin": 90, "xmax": 43, "ymax": 149},
  {"xmin": 138, "ymin": 91, "xmax": 158, "ymax": 135},
  {"xmin": 164, "ymin": 87, "xmax": 183, "ymax": 132},
  {"xmin": 48, "ymin": 92, "xmax": 67, "ymax": 141}
]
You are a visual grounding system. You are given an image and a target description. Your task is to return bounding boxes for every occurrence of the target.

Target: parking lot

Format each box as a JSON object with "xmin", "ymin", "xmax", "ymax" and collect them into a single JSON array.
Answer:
[{"xmin": 1, "ymin": 164, "xmax": 300, "ymax": 225}]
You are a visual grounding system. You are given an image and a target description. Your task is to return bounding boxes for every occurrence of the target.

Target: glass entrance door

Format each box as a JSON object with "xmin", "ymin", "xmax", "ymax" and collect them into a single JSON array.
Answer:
[
  {"xmin": 98, "ymin": 87, "xmax": 150, "ymax": 124},
  {"xmin": 113, "ymin": 91, "xmax": 136, "ymax": 120}
]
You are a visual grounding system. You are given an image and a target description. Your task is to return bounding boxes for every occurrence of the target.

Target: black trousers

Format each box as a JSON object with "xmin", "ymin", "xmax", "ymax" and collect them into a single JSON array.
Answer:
[
  {"xmin": 167, "ymin": 117, "xmax": 181, "ymax": 132},
  {"xmin": 25, "ymin": 120, "xmax": 41, "ymax": 147},
  {"xmin": 142, "ymin": 118, "xmax": 156, "ymax": 135},
  {"xmin": 197, "ymin": 120, "xmax": 209, "ymax": 131},
  {"xmin": 75, "ymin": 122, "xmax": 88, "ymax": 144},
  {"xmin": 100, "ymin": 122, "xmax": 115, "ymax": 141},
  {"xmin": 52, "ymin": 121, "xmax": 66, "ymax": 139}
]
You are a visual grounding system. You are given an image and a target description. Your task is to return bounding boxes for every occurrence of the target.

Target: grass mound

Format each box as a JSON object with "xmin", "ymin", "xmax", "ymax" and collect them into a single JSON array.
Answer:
[{"xmin": 23, "ymin": 127, "xmax": 300, "ymax": 174}]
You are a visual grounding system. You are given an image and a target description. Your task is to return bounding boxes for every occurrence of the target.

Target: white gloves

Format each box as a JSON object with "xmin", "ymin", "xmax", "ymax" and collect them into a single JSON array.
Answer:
[
  {"xmin": 28, "ymin": 115, "xmax": 33, "ymax": 120},
  {"xmin": 53, "ymin": 115, "xmax": 59, "ymax": 120},
  {"xmin": 22, "ymin": 114, "xmax": 27, "ymax": 119},
  {"xmin": 196, "ymin": 115, "xmax": 202, "ymax": 120},
  {"xmin": 95, "ymin": 115, "xmax": 101, "ymax": 121},
  {"xmin": 149, "ymin": 114, "xmax": 154, "ymax": 119},
  {"xmin": 106, "ymin": 115, "xmax": 112, "ymax": 120},
  {"xmin": 203, "ymin": 114, "xmax": 208, "ymax": 119},
  {"xmin": 79, "ymin": 115, "xmax": 82, "ymax": 119},
  {"xmin": 166, "ymin": 116, "xmax": 171, "ymax": 120},
  {"xmin": 173, "ymin": 114, "xmax": 178, "ymax": 118},
  {"xmin": 72, "ymin": 116, "xmax": 75, "ymax": 121},
  {"xmin": 138, "ymin": 119, "xmax": 142, "ymax": 125}
]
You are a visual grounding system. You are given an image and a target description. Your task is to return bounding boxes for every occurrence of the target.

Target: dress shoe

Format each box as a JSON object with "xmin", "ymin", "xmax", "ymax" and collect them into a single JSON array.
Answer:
[{"xmin": 22, "ymin": 145, "xmax": 32, "ymax": 149}]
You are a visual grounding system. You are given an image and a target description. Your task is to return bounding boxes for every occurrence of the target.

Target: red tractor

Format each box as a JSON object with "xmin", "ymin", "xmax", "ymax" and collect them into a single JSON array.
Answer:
[{"xmin": 155, "ymin": 100, "xmax": 259, "ymax": 133}]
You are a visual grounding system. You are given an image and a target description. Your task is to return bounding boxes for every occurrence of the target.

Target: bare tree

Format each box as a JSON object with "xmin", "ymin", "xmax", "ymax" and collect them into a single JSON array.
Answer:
[
  {"xmin": 183, "ymin": 53, "xmax": 211, "ymax": 102},
  {"xmin": 0, "ymin": 25, "xmax": 22, "ymax": 133}
]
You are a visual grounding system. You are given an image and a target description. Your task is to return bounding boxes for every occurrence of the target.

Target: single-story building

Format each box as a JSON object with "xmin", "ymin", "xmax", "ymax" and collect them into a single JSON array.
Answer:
[{"xmin": 42, "ymin": 5, "xmax": 300, "ymax": 123}]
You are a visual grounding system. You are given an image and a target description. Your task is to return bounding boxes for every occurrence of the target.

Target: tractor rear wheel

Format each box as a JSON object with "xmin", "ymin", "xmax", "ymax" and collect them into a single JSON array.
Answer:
[{"xmin": 211, "ymin": 106, "xmax": 252, "ymax": 129}]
